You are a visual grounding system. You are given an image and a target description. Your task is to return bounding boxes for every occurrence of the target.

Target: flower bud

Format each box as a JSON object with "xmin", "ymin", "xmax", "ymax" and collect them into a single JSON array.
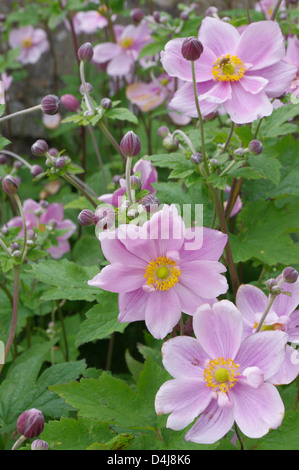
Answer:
[
  {"xmin": 78, "ymin": 42, "xmax": 94, "ymax": 62},
  {"xmin": 10, "ymin": 242, "xmax": 19, "ymax": 251},
  {"xmin": 17, "ymin": 408, "xmax": 44, "ymax": 439},
  {"xmin": 282, "ymin": 267, "xmax": 299, "ymax": 284},
  {"xmin": 27, "ymin": 229, "xmax": 37, "ymax": 241},
  {"xmin": 78, "ymin": 209, "xmax": 94, "ymax": 226},
  {"xmin": 180, "ymin": 11, "xmax": 189, "ymax": 21},
  {"xmin": 0, "ymin": 154, "xmax": 7, "ymax": 164},
  {"xmin": 141, "ymin": 194, "xmax": 159, "ymax": 213},
  {"xmin": 181, "ymin": 37, "xmax": 204, "ymax": 61},
  {"xmin": 13, "ymin": 161, "xmax": 22, "ymax": 169},
  {"xmin": 41, "ymin": 94, "xmax": 61, "ymax": 115},
  {"xmin": 2, "ymin": 175, "xmax": 19, "ymax": 195},
  {"xmin": 162, "ymin": 135, "xmax": 179, "ymax": 152},
  {"xmin": 31, "ymin": 439, "xmax": 49, "ymax": 451},
  {"xmin": 31, "ymin": 165, "xmax": 44, "ymax": 177},
  {"xmin": 12, "ymin": 249, "xmax": 22, "ymax": 258},
  {"xmin": 266, "ymin": 278, "xmax": 277, "ymax": 291},
  {"xmin": 130, "ymin": 175, "xmax": 142, "ymax": 190},
  {"xmin": 100, "ymin": 97, "xmax": 112, "ymax": 109},
  {"xmin": 93, "ymin": 206, "xmax": 115, "ymax": 231},
  {"xmin": 205, "ymin": 6, "xmax": 218, "ymax": 16},
  {"xmin": 248, "ymin": 139, "xmax": 263, "ymax": 155},
  {"xmin": 48, "ymin": 148, "xmax": 59, "ymax": 157},
  {"xmin": 158, "ymin": 126, "xmax": 170, "ymax": 138},
  {"xmin": 31, "ymin": 139, "xmax": 48, "ymax": 157},
  {"xmin": 120, "ymin": 131, "xmax": 141, "ymax": 157},
  {"xmin": 79, "ymin": 82, "xmax": 93, "ymax": 95},
  {"xmin": 131, "ymin": 8, "xmax": 144, "ymax": 22},
  {"xmin": 191, "ymin": 152, "xmax": 202, "ymax": 164},
  {"xmin": 53, "ymin": 156, "xmax": 69, "ymax": 169},
  {"xmin": 61, "ymin": 94, "xmax": 80, "ymax": 112}
]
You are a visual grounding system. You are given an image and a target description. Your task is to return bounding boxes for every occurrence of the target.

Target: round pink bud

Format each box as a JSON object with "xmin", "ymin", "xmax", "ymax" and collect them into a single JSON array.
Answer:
[
  {"xmin": 31, "ymin": 439, "xmax": 49, "ymax": 451},
  {"xmin": 191, "ymin": 152, "xmax": 202, "ymax": 164},
  {"xmin": 130, "ymin": 8, "xmax": 144, "ymax": 22},
  {"xmin": 282, "ymin": 267, "xmax": 299, "ymax": 284},
  {"xmin": 158, "ymin": 126, "xmax": 170, "ymax": 138},
  {"xmin": 31, "ymin": 165, "xmax": 44, "ymax": 177},
  {"xmin": 61, "ymin": 94, "xmax": 80, "ymax": 112},
  {"xmin": 2, "ymin": 175, "xmax": 19, "ymax": 195},
  {"xmin": 79, "ymin": 82, "xmax": 93, "ymax": 95},
  {"xmin": 17, "ymin": 408, "xmax": 44, "ymax": 439},
  {"xmin": 100, "ymin": 97, "xmax": 112, "ymax": 110},
  {"xmin": 130, "ymin": 175, "xmax": 142, "ymax": 190},
  {"xmin": 78, "ymin": 209, "xmax": 94, "ymax": 226},
  {"xmin": 78, "ymin": 42, "xmax": 94, "ymax": 62},
  {"xmin": 53, "ymin": 156, "xmax": 68, "ymax": 169},
  {"xmin": 141, "ymin": 194, "xmax": 159, "ymax": 213},
  {"xmin": 248, "ymin": 139, "xmax": 263, "ymax": 155},
  {"xmin": 120, "ymin": 131, "xmax": 141, "ymax": 157},
  {"xmin": 181, "ymin": 37, "xmax": 204, "ymax": 61},
  {"xmin": 31, "ymin": 139, "xmax": 48, "ymax": 157},
  {"xmin": 0, "ymin": 154, "xmax": 7, "ymax": 164},
  {"xmin": 41, "ymin": 94, "xmax": 61, "ymax": 115}
]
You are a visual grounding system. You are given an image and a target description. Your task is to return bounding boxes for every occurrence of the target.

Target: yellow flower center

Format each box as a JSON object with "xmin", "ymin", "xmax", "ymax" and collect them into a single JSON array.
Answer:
[
  {"xmin": 22, "ymin": 37, "xmax": 33, "ymax": 48},
  {"xmin": 38, "ymin": 224, "xmax": 46, "ymax": 233},
  {"xmin": 144, "ymin": 256, "xmax": 181, "ymax": 291},
  {"xmin": 118, "ymin": 37, "xmax": 134, "ymax": 49},
  {"xmin": 203, "ymin": 357, "xmax": 239, "ymax": 393},
  {"xmin": 160, "ymin": 78, "xmax": 170, "ymax": 86},
  {"xmin": 212, "ymin": 54, "xmax": 245, "ymax": 82},
  {"xmin": 253, "ymin": 322, "xmax": 284, "ymax": 332}
]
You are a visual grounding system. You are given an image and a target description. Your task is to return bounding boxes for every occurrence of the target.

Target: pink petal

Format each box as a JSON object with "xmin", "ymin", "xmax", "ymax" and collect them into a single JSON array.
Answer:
[
  {"xmin": 198, "ymin": 17, "xmax": 240, "ymax": 58},
  {"xmin": 236, "ymin": 284, "xmax": 268, "ymax": 324},
  {"xmin": 287, "ymin": 310, "xmax": 299, "ymax": 343},
  {"xmin": 222, "ymin": 82, "xmax": 273, "ymax": 124},
  {"xmin": 179, "ymin": 260, "xmax": 228, "ymax": 299},
  {"xmin": 168, "ymin": 81, "xmax": 219, "ymax": 118},
  {"xmin": 145, "ymin": 289, "xmax": 182, "ymax": 339},
  {"xmin": 56, "ymin": 219, "xmax": 76, "ymax": 240},
  {"xmin": 193, "ymin": 300, "xmax": 243, "ymax": 360},
  {"xmin": 185, "ymin": 399, "xmax": 234, "ymax": 444},
  {"xmin": 246, "ymin": 60, "xmax": 297, "ymax": 98},
  {"xmin": 40, "ymin": 203, "xmax": 64, "ymax": 224},
  {"xmin": 230, "ymin": 382, "xmax": 284, "ymax": 438},
  {"xmin": 234, "ymin": 330, "xmax": 288, "ymax": 380},
  {"xmin": 271, "ymin": 277, "xmax": 299, "ymax": 318},
  {"xmin": 161, "ymin": 336, "xmax": 209, "ymax": 378},
  {"xmin": 240, "ymin": 75, "xmax": 268, "ymax": 95},
  {"xmin": 118, "ymin": 288, "xmax": 149, "ymax": 322},
  {"xmin": 198, "ymin": 81, "xmax": 232, "ymax": 104},
  {"xmin": 174, "ymin": 282, "xmax": 216, "ymax": 315},
  {"xmin": 161, "ymin": 37, "xmax": 216, "ymax": 83},
  {"xmin": 268, "ymin": 344, "xmax": 299, "ymax": 385},
  {"xmin": 92, "ymin": 42, "xmax": 122, "ymax": 64},
  {"xmin": 182, "ymin": 227, "xmax": 227, "ymax": 262},
  {"xmin": 155, "ymin": 378, "xmax": 212, "ymax": 431},
  {"xmin": 236, "ymin": 21, "xmax": 285, "ymax": 70},
  {"xmin": 107, "ymin": 53, "xmax": 134, "ymax": 77},
  {"xmin": 47, "ymin": 239, "xmax": 70, "ymax": 259},
  {"xmin": 87, "ymin": 263, "xmax": 145, "ymax": 293}
]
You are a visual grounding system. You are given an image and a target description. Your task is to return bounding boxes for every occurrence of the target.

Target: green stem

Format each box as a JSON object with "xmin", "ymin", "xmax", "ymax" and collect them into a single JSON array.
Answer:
[
  {"xmin": 14, "ymin": 194, "xmax": 27, "ymax": 263},
  {"xmin": 125, "ymin": 156, "xmax": 134, "ymax": 205},
  {"xmin": 270, "ymin": 0, "xmax": 284, "ymax": 20},
  {"xmin": 87, "ymin": 125, "xmax": 108, "ymax": 190},
  {"xmin": 255, "ymin": 277, "xmax": 285, "ymax": 332},
  {"xmin": 191, "ymin": 60, "xmax": 209, "ymax": 175},
  {"xmin": 0, "ymin": 238, "xmax": 12, "ymax": 257},
  {"xmin": 234, "ymin": 422, "xmax": 244, "ymax": 450},
  {"xmin": 222, "ymin": 122, "xmax": 235, "ymax": 154},
  {"xmin": 244, "ymin": 0, "xmax": 251, "ymax": 23},
  {"xmin": 0, "ymin": 104, "xmax": 41, "ymax": 125},
  {"xmin": 98, "ymin": 121, "xmax": 126, "ymax": 164},
  {"xmin": 79, "ymin": 60, "xmax": 95, "ymax": 115}
]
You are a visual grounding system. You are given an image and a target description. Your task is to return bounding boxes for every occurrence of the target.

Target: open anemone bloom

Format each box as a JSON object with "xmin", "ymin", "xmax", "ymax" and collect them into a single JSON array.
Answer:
[
  {"xmin": 9, "ymin": 26, "xmax": 50, "ymax": 65},
  {"xmin": 255, "ymin": 0, "xmax": 285, "ymax": 20},
  {"xmin": 161, "ymin": 18, "xmax": 297, "ymax": 124},
  {"xmin": 88, "ymin": 204, "xmax": 228, "ymax": 339},
  {"xmin": 7, "ymin": 199, "xmax": 76, "ymax": 259},
  {"xmin": 236, "ymin": 279, "xmax": 299, "ymax": 385},
  {"xmin": 92, "ymin": 21, "xmax": 151, "ymax": 77},
  {"xmin": 155, "ymin": 300, "xmax": 288, "ymax": 444},
  {"xmin": 71, "ymin": 10, "xmax": 108, "ymax": 35},
  {"xmin": 99, "ymin": 158, "xmax": 158, "ymax": 207}
]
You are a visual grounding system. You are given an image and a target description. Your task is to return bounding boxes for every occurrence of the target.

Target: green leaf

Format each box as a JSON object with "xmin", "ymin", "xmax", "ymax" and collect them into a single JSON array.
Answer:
[
  {"xmin": 26, "ymin": 259, "xmax": 100, "ymax": 301},
  {"xmin": 258, "ymin": 103, "xmax": 299, "ymax": 138},
  {"xmin": 248, "ymin": 154, "xmax": 281, "ymax": 186},
  {"xmin": 75, "ymin": 291, "xmax": 128, "ymax": 346},
  {"xmin": 105, "ymin": 107, "xmax": 138, "ymax": 124}
]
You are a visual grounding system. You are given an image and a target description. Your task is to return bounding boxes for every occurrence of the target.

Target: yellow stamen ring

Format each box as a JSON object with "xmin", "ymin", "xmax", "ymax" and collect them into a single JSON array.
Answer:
[
  {"xmin": 144, "ymin": 256, "xmax": 181, "ymax": 291},
  {"xmin": 203, "ymin": 357, "xmax": 239, "ymax": 393},
  {"xmin": 212, "ymin": 54, "xmax": 245, "ymax": 82},
  {"xmin": 118, "ymin": 37, "xmax": 134, "ymax": 49}
]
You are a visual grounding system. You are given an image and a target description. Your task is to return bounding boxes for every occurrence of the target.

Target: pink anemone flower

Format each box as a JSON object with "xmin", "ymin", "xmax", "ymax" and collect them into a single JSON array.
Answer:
[
  {"xmin": 161, "ymin": 18, "xmax": 297, "ymax": 124},
  {"xmin": 71, "ymin": 10, "xmax": 108, "ymax": 35},
  {"xmin": 255, "ymin": 0, "xmax": 286, "ymax": 20},
  {"xmin": 99, "ymin": 158, "xmax": 158, "ymax": 207},
  {"xmin": 7, "ymin": 199, "xmax": 76, "ymax": 259},
  {"xmin": 9, "ymin": 26, "xmax": 50, "ymax": 65},
  {"xmin": 155, "ymin": 300, "xmax": 288, "ymax": 443},
  {"xmin": 92, "ymin": 21, "xmax": 151, "ymax": 77},
  {"xmin": 236, "ymin": 278, "xmax": 299, "ymax": 385},
  {"xmin": 88, "ymin": 204, "xmax": 228, "ymax": 339},
  {"xmin": 285, "ymin": 35, "xmax": 299, "ymax": 99}
]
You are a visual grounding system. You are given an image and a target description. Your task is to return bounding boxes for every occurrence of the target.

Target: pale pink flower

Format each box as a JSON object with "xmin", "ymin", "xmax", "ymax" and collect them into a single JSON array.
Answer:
[
  {"xmin": 161, "ymin": 18, "xmax": 297, "ymax": 124},
  {"xmin": 285, "ymin": 35, "xmax": 299, "ymax": 99},
  {"xmin": 88, "ymin": 204, "xmax": 228, "ymax": 339},
  {"xmin": 9, "ymin": 26, "xmax": 50, "ymax": 65},
  {"xmin": 155, "ymin": 300, "xmax": 287, "ymax": 443},
  {"xmin": 7, "ymin": 199, "xmax": 76, "ymax": 258},
  {"xmin": 71, "ymin": 10, "xmax": 108, "ymax": 35},
  {"xmin": 236, "ymin": 278, "xmax": 299, "ymax": 385},
  {"xmin": 92, "ymin": 21, "xmax": 152, "ymax": 77},
  {"xmin": 255, "ymin": 0, "xmax": 286, "ymax": 20}
]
